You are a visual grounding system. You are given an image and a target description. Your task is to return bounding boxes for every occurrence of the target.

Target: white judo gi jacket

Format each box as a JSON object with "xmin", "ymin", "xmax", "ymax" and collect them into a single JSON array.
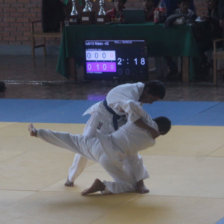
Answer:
[
  {"xmin": 68, "ymin": 82, "xmax": 151, "ymax": 183},
  {"xmin": 36, "ymin": 108, "xmax": 158, "ymax": 194}
]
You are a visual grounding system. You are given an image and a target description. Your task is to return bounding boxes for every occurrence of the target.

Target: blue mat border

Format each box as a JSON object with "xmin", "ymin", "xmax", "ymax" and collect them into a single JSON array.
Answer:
[
  {"xmin": 0, "ymin": 99, "xmax": 223, "ymax": 126},
  {"xmin": 216, "ymin": 217, "xmax": 224, "ymax": 224}
]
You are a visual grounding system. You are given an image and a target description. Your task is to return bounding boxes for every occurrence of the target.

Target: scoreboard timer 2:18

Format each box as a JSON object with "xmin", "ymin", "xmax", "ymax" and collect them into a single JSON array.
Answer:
[{"xmin": 84, "ymin": 40, "xmax": 148, "ymax": 81}]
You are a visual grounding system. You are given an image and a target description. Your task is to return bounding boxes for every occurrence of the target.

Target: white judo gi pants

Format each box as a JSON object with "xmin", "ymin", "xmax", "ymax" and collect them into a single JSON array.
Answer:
[
  {"xmin": 37, "ymin": 129, "xmax": 140, "ymax": 194},
  {"xmin": 67, "ymin": 104, "xmax": 116, "ymax": 183},
  {"xmin": 67, "ymin": 101, "xmax": 149, "ymax": 184}
]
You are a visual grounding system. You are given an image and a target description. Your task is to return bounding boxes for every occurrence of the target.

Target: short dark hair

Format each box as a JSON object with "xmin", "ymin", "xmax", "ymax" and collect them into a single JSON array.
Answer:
[
  {"xmin": 153, "ymin": 116, "xmax": 171, "ymax": 135},
  {"xmin": 145, "ymin": 80, "xmax": 166, "ymax": 99}
]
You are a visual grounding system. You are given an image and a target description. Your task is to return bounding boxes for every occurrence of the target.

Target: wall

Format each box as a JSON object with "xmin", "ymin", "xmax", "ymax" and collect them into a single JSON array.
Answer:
[
  {"xmin": 0, "ymin": 0, "xmax": 207, "ymax": 55},
  {"xmin": 0, "ymin": 0, "xmax": 41, "ymax": 45}
]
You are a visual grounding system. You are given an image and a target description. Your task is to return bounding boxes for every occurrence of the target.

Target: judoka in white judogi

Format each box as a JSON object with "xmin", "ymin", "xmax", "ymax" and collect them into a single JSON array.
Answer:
[
  {"xmin": 65, "ymin": 81, "xmax": 166, "ymax": 188},
  {"xmin": 29, "ymin": 111, "xmax": 171, "ymax": 194}
]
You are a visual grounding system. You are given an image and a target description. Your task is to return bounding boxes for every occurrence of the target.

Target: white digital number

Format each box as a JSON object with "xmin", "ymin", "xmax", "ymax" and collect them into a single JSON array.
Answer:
[
  {"xmin": 117, "ymin": 58, "xmax": 122, "ymax": 65},
  {"xmin": 141, "ymin": 58, "xmax": 145, "ymax": 65},
  {"xmin": 134, "ymin": 58, "xmax": 145, "ymax": 66}
]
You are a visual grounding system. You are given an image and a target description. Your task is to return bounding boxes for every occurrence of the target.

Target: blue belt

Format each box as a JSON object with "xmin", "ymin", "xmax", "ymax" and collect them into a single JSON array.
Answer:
[{"xmin": 103, "ymin": 100, "xmax": 122, "ymax": 131}]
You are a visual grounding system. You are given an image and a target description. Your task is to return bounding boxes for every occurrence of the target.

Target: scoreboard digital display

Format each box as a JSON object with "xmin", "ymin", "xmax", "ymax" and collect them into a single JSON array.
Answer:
[{"xmin": 84, "ymin": 40, "xmax": 148, "ymax": 81}]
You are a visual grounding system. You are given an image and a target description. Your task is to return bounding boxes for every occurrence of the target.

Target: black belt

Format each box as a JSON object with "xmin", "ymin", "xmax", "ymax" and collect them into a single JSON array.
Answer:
[{"xmin": 103, "ymin": 100, "xmax": 122, "ymax": 131}]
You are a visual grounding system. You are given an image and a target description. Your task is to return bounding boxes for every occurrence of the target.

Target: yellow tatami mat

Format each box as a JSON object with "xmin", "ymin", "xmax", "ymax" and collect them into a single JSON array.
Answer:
[{"xmin": 0, "ymin": 123, "xmax": 224, "ymax": 224}]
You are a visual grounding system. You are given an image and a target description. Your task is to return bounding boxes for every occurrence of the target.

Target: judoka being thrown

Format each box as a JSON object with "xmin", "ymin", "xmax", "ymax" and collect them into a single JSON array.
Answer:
[{"xmin": 28, "ymin": 102, "xmax": 171, "ymax": 195}]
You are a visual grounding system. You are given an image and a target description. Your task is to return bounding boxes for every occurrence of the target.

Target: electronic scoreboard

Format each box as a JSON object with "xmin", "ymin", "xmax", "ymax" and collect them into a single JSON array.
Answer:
[{"xmin": 84, "ymin": 40, "xmax": 148, "ymax": 81}]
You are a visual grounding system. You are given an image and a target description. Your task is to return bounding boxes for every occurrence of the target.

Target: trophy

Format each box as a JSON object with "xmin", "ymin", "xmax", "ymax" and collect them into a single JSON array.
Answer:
[
  {"xmin": 69, "ymin": 0, "xmax": 79, "ymax": 24},
  {"xmin": 81, "ymin": 0, "xmax": 95, "ymax": 24},
  {"xmin": 96, "ymin": 0, "xmax": 107, "ymax": 24}
]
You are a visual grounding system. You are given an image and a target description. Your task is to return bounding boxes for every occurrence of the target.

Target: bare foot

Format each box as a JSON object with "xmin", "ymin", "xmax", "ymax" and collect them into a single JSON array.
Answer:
[
  {"xmin": 81, "ymin": 178, "xmax": 105, "ymax": 196},
  {"xmin": 64, "ymin": 178, "xmax": 74, "ymax": 187},
  {"xmin": 28, "ymin": 123, "xmax": 37, "ymax": 137},
  {"xmin": 135, "ymin": 180, "xmax": 150, "ymax": 194}
]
